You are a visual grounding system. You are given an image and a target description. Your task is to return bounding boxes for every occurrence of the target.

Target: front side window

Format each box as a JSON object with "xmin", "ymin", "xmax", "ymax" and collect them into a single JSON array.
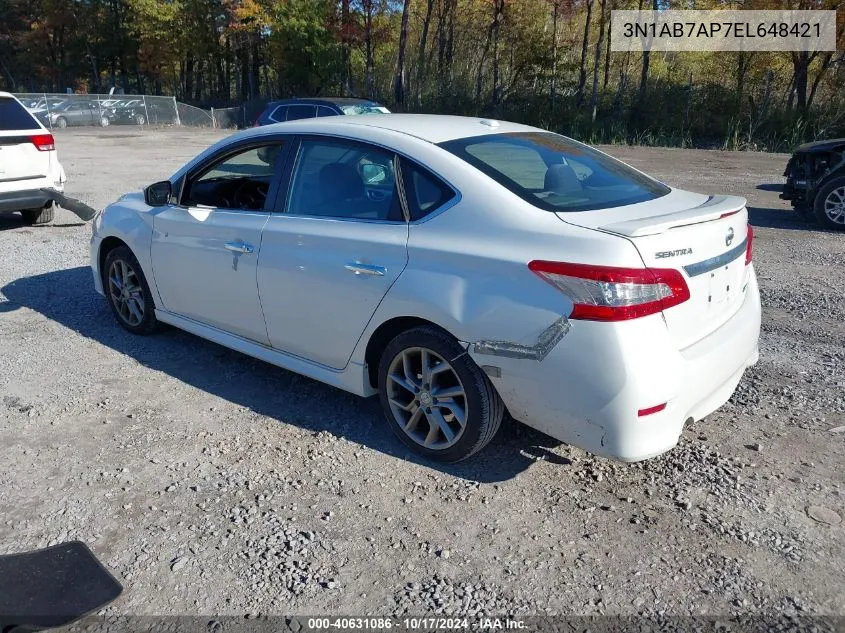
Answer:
[
  {"xmin": 317, "ymin": 106, "xmax": 339, "ymax": 117},
  {"xmin": 286, "ymin": 105, "xmax": 317, "ymax": 121},
  {"xmin": 286, "ymin": 139, "xmax": 403, "ymax": 221},
  {"xmin": 182, "ymin": 142, "xmax": 285, "ymax": 211},
  {"xmin": 440, "ymin": 132, "xmax": 670, "ymax": 212}
]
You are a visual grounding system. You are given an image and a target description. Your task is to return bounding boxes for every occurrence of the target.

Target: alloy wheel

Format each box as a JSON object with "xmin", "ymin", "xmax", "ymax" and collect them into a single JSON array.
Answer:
[
  {"xmin": 108, "ymin": 259, "xmax": 145, "ymax": 326},
  {"xmin": 385, "ymin": 347, "xmax": 468, "ymax": 450},
  {"xmin": 823, "ymin": 186, "xmax": 845, "ymax": 225}
]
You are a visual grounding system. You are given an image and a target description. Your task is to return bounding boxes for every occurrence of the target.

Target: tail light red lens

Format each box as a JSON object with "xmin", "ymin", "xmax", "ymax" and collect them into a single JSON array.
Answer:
[
  {"xmin": 30, "ymin": 134, "xmax": 55, "ymax": 151},
  {"xmin": 528, "ymin": 261, "xmax": 691, "ymax": 322},
  {"xmin": 745, "ymin": 224, "xmax": 753, "ymax": 265}
]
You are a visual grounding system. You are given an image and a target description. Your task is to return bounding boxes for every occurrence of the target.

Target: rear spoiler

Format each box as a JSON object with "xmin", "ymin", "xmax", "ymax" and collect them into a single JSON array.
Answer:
[{"xmin": 599, "ymin": 195, "xmax": 747, "ymax": 237}]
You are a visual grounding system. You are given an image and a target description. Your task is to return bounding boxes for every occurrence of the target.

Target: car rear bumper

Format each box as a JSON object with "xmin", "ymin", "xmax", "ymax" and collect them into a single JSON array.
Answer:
[
  {"xmin": 469, "ymin": 266, "xmax": 762, "ymax": 462},
  {"xmin": 0, "ymin": 188, "xmax": 52, "ymax": 213}
]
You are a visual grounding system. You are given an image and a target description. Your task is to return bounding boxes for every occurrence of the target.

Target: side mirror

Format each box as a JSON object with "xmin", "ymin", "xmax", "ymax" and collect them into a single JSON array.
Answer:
[
  {"xmin": 361, "ymin": 163, "xmax": 388, "ymax": 184},
  {"xmin": 144, "ymin": 180, "xmax": 172, "ymax": 206}
]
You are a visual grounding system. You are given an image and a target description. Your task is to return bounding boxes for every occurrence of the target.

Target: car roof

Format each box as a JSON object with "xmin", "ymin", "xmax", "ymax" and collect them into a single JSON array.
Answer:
[
  {"xmin": 795, "ymin": 138, "xmax": 845, "ymax": 153},
  {"xmin": 269, "ymin": 97, "xmax": 380, "ymax": 107},
  {"xmin": 249, "ymin": 114, "xmax": 540, "ymax": 144}
]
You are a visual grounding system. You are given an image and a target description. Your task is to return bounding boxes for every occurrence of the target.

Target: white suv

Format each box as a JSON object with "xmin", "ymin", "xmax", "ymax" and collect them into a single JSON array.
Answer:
[{"xmin": 0, "ymin": 91, "xmax": 66, "ymax": 224}]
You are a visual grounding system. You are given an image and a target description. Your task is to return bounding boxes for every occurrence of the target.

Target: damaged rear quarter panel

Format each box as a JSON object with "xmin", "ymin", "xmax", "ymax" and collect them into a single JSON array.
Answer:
[{"xmin": 351, "ymin": 182, "xmax": 645, "ymax": 365}]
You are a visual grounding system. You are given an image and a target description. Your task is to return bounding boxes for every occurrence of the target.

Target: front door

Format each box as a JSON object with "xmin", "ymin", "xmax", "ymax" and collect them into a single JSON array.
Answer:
[
  {"xmin": 151, "ymin": 140, "xmax": 288, "ymax": 344},
  {"xmin": 258, "ymin": 137, "xmax": 408, "ymax": 369}
]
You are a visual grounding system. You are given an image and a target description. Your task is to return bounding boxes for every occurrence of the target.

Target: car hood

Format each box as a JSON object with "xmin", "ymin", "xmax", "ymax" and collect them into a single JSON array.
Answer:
[{"xmin": 794, "ymin": 138, "xmax": 845, "ymax": 153}]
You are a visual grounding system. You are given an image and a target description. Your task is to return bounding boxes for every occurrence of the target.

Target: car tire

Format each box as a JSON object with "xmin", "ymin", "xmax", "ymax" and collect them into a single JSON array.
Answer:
[
  {"xmin": 813, "ymin": 175, "xmax": 845, "ymax": 231},
  {"xmin": 102, "ymin": 245, "xmax": 160, "ymax": 335},
  {"xmin": 377, "ymin": 326, "xmax": 504, "ymax": 462},
  {"xmin": 21, "ymin": 203, "xmax": 55, "ymax": 225},
  {"xmin": 55, "ymin": 117, "xmax": 67, "ymax": 129},
  {"xmin": 135, "ymin": 114, "xmax": 146, "ymax": 125},
  {"xmin": 99, "ymin": 116, "xmax": 110, "ymax": 127}
]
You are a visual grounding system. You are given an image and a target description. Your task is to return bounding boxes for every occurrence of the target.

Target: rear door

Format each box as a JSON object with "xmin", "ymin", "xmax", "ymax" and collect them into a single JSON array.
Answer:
[
  {"xmin": 561, "ymin": 189, "xmax": 752, "ymax": 349},
  {"xmin": 0, "ymin": 96, "xmax": 50, "ymax": 185},
  {"xmin": 257, "ymin": 136, "xmax": 409, "ymax": 369}
]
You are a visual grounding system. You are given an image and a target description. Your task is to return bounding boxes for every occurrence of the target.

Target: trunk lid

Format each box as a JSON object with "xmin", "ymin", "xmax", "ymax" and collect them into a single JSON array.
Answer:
[
  {"xmin": 557, "ymin": 189, "xmax": 751, "ymax": 349},
  {"xmin": 0, "ymin": 130, "xmax": 50, "ymax": 184}
]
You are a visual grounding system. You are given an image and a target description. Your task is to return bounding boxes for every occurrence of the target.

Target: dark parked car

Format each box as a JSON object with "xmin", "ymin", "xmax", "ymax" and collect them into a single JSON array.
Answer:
[
  {"xmin": 781, "ymin": 138, "xmax": 845, "ymax": 230},
  {"xmin": 111, "ymin": 99, "xmax": 178, "ymax": 125},
  {"xmin": 255, "ymin": 97, "xmax": 389, "ymax": 126},
  {"xmin": 47, "ymin": 100, "xmax": 115, "ymax": 128}
]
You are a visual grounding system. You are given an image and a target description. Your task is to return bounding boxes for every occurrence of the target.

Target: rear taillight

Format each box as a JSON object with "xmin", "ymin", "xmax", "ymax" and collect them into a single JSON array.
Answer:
[
  {"xmin": 30, "ymin": 133, "xmax": 55, "ymax": 151},
  {"xmin": 528, "ymin": 261, "xmax": 691, "ymax": 322},
  {"xmin": 745, "ymin": 224, "xmax": 753, "ymax": 265}
]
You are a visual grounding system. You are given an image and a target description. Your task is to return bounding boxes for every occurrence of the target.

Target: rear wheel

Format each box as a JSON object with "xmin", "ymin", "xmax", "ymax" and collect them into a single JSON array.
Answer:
[
  {"xmin": 103, "ymin": 245, "xmax": 159, "ymax": 335},
  {"xmin": 377, "ymin": 326, "xmax": 503, "ymax": 462},
  {"xmin": 135, "ymin": 114, "xmax": 146, "ymax": 125},
  {"xmin": 99, "ymin": 116, "xmax": 110, "ymax": 127},
  {"xmin": 21, "ymin": 203, "xmax": 55, "ymax": 225},
  {"xmin": 55, "ymin": 117, "xmax": 67, "ymax": 129}
]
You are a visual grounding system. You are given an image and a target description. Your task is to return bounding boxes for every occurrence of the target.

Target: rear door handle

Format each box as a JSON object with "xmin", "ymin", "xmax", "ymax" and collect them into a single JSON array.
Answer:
[
  {"xmin": 224, "ymin": 241, "xmax": 254, "ymax": 254},
  {"xmin": 345, "ymin": 263, "xmax": 386, "ymax": 277}
]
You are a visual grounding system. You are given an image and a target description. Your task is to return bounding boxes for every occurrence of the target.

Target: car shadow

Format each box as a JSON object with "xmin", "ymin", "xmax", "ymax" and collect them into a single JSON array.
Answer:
[
  {"xmin": 747, "ymin": 206, "xmax": 831, "ymax": 233},
  {"xmin": 0, "ymin": 266, "xmax": 571, "ymax": 483},
  {"xmin": 0, "ymin": 213, "xmax": 86, "ymax": 231},
  {"xmin": 755, "ymin": 183, "xmax": 784, "ymax": 193}
]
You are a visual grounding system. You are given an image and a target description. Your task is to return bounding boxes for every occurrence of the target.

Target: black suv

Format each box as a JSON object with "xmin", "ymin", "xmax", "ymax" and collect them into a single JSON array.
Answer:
[
  {"xmin": 781, "ymin": 138, "xmax": 845, "ymax": 230},
  {"xmin": 255, "ymin": 97, "xmax": 389, "ymax": 126}
]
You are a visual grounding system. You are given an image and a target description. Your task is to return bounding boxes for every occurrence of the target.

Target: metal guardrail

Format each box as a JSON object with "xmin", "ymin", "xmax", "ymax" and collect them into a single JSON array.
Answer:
[{"xmin": 15, "ymin": 93, "xmax": 216, "ymax": 129}]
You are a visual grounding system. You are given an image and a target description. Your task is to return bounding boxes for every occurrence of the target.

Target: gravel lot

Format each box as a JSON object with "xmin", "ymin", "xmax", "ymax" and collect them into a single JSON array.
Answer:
[{"xmin": 0, "ymin": 127, "xmax": 843, "ymax": 619}]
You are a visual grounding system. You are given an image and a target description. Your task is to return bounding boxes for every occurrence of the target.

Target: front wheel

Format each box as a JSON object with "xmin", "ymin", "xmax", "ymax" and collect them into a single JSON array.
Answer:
[
  {"xmin": 99, "ymin": 116, "xmax": 110, "ymax": 127},
  {"xmin": 55, "ymin": 117, "xmax": 67, "ymax": 129},
  {"xmin": 103, "ymin": 245, "xmax": 160, "ymax": 334},
  {"xmin": 377, "ymin": 326, "xmax": 504, "ymax": 462},
  {"xmin": 814, "ymin": 176, "xmax": 845, "ymax": 230},
  {"xmin": 135, "ymin": 114, "xmax": 146, "ymax": 125}
]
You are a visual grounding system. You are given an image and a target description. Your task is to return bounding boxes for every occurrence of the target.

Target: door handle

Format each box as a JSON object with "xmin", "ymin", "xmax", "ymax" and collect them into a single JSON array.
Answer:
[
  {"xmin": 344, "ymin": 263, "xmax": 386, "ymax": 277},
  {"xmin": 224, "ymin": 241, "xmax": 254, "ymax": 254}
]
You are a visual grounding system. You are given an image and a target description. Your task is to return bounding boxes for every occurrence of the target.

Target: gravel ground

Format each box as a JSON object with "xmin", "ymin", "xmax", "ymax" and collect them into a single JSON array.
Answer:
[{"xmin": 0, "ymin": 127, "xmax": 843, "ymax": 619}]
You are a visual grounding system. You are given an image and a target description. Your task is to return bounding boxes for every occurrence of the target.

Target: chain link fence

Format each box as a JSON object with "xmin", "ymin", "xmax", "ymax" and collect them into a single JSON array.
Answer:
[
  {"xmin": 208, "ymin": 100, "xmax": 270, "ymax": 130},
  {"xmin": 15, "ymin": 93, "xmax": 216, "ymax": 129}
]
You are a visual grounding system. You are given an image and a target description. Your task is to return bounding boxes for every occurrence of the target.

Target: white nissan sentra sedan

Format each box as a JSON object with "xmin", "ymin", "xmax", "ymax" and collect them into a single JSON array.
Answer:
[{"xmin": 90, "ymin": 115, "xmax": 761, "ymax": 462}]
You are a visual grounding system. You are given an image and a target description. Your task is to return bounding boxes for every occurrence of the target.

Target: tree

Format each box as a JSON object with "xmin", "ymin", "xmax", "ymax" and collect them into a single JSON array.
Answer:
[{"xmin": 393, "ymin": 0, "xmax": 411, "ymax": 107}]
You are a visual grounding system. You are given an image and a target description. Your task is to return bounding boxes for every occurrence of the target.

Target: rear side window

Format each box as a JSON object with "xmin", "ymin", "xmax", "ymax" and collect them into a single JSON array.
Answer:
[
  {"xmin": 0, "ymin": 97, "xmax": 40, "ymax": 131},
  {"xmin": 400, "ymin": 159, "xmax": 455, "ymax": 221},
  {"xmin": 440, "ymin": 132, "xmax": 669, "ymax": 212}
]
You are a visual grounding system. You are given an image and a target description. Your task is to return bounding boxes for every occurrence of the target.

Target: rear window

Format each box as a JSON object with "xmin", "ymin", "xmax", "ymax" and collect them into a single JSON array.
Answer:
[
  {"xmin": 0, "ymin": 97, "xmax": 40, "ymax": 131},
  {"xmin": 440, "ymin": 132, "xmax": 670, "ymax": 212}
]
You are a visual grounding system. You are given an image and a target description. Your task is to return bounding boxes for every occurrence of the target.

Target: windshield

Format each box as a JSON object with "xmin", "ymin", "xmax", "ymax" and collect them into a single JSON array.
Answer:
[
  {"xmin": 440, "ymin": 132, "xmax": 670, "ymax": 212},
  {"xmin": 340, "ymin": 103, "xmax": 390, "ymax": 115}
]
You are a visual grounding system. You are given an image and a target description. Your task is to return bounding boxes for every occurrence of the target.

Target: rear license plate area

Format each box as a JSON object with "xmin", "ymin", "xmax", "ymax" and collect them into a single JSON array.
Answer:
[{"xmin": 707, "ymin": 266, "xmax": 734, "ymax": 306}]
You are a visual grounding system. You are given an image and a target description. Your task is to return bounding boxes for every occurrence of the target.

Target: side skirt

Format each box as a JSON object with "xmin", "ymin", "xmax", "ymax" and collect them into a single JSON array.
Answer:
[{"xmin": 155, "ymin": 309, "xmax": 376, "ymax": 397}]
